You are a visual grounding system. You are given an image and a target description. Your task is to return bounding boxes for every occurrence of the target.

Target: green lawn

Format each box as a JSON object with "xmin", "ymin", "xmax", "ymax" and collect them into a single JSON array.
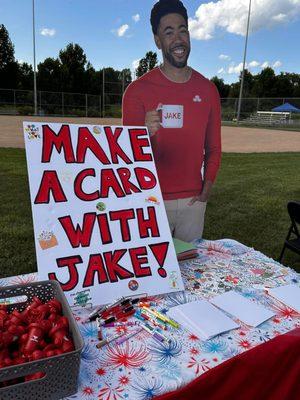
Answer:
[
  {"xmin": 0, "ymin": 148, "xmax": 300, "ymax": 279},
  {"xmin": 222, "ymin": 121, "xmax": 300, "ymax": 132}
]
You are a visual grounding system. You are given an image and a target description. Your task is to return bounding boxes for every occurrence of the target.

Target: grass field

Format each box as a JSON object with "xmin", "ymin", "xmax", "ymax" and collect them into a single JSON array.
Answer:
[
  {"xmin": 223, "ymin": 121, "xmax": 300, "ymax": 132},
  {"xmin": 0, "ymin": 148, "xmax": 300, "ymax": 278}
]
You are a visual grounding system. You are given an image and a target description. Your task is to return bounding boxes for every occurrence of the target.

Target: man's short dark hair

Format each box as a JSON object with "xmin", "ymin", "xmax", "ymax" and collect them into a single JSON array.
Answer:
[{"xmin": 150, "ymin": 0, "xmax": 188, "ymax": 35}]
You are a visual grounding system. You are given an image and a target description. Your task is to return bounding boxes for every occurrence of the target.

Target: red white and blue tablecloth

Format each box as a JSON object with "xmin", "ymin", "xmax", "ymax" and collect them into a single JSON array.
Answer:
[{"xmin": 1, "ymin": 239, "xmax": 300, "ymax": 400}]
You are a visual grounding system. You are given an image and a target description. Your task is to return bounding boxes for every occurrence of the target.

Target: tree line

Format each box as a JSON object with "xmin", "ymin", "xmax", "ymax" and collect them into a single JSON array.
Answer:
[
  {"xmin": 1, "ymin": 24, "xmax": 300, "ymax": 99},
  {"xmin": 211, "ymin": 70, "xmax": 300, "ymax": 99},
  {"xmin": 0, "ymin": 24, "xmax": 131, "ymax": 99}
]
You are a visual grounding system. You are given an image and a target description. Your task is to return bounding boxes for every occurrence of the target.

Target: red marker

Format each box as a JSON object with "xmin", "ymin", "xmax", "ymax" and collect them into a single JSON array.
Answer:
[{"xmin": 98, "ymin": 306, "xmax": 135, "ymax": 326}]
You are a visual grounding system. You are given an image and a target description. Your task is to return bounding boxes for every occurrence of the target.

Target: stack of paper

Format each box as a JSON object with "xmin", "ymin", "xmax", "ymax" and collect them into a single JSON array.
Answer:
[
  {"xmin": 173, "ymin": 238, "xmax": 198, "ymax": 261},
  {"xmin": 268, "ymin": 284, "xmax": 300, "ymax": 312},
  {"xmin": 211, "ymin": 291, "xmax": 275, "ymax": 327},
  {"xmin": 167, "ymin": 300, "xmax": 240, "ymax": 340}
]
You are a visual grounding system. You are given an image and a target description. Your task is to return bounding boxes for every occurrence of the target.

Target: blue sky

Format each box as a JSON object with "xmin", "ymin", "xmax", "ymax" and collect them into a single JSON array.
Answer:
[{"xmin": 1, "ymin": 0, "xmax": 299, "ymax": 83}]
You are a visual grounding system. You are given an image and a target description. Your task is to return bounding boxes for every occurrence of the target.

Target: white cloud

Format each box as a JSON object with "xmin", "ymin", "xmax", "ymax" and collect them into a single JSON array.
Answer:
[
  {"xmin": 224, "ymin": 60, "xmax": 284, "ymax": 74},
  {"xmin": 132, "ymin": 59, "xmax": 140, "ymax": 70},
  {"xmin": 272, "ymin": 13, "xmax": 287, "ymax": 22},
  {"xmin": 40, "ymin": 28, "xmax": 56, "ymax": 37},
  {"xmin": 228, "ymin": 63, "xmax": 243, "ymax": 74},
  {"xmin": 220, "ymin": 59, "xmax": 283, "ymax": 75},
  {"xmin": 188, "ymin": 17, "xmax": 213, "ymax": 40},
  {"xmin": 219, "ymin": 54, "xmax": 231, "ymax": 60},
  {"xmin": 225, "ymin": 60, "xmax": 259, "ymax": 74},
  {"xmin": 273, "ymin": 60, "xmax": 282, "ymax": 68},
  {"xmin": 248, "ymin": 60, "xmax": 260, "ymax": 68},
  {"xmin": 261, "ymin": 61, "xmax": 269, "ymax": 68},
  {"xmin": 117, "ymin": 24, "xmax": 129, "ymax": 37},
  {"xmin": 132, "ymin": 14, "xmax": 140, "ymax": 22},
  {"xmin": 131, "ymin": 59, "xmax": 141, "ymax": 80},
  {"xmin": 189, "ymin": 0, "xmax": 300, "ymax": 40}
]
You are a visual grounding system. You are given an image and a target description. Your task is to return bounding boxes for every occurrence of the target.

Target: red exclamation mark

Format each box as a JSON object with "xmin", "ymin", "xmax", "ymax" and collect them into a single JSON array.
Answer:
[{"xmin": 149, "ymin": 242, "xmax": 169, "ymax": 278}]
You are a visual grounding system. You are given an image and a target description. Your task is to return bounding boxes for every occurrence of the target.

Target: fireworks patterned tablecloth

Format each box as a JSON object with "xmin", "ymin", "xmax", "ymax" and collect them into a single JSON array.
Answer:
[{"xmin": 1, "ymin": 239, "xmax": 300, "ymax": 400}]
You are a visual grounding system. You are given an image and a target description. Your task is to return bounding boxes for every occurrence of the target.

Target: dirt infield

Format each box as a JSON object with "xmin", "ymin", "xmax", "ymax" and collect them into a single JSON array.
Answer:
[{"xmin": 0, "ymin": 115, "xmax": 299, "ymax": 152}]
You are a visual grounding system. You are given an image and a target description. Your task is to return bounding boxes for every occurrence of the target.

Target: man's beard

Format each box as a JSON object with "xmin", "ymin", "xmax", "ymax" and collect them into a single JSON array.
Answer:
[{"xmin": 164, "ymin": 47, "xmax": 190, "ymax": 69}]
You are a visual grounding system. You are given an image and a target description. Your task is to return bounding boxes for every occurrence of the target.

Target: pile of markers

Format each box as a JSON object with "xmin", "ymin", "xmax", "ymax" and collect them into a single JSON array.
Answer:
[
  {"xmin": 134, "ymin": 306, "xmax": 179, "ymax": 344},
  {"xmin": 83, "ymin": 294, "xmax": 180, "ymax": 348}
]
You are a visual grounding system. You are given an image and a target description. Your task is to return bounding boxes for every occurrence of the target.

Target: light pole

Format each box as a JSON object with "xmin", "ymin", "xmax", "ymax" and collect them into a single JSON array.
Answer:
[
  {"xmin": 32, "ymin": 0, "xmax": 38, "ymax": 115},
  {"xmin": 237, "ymin": 0, "xmax": 252, "ymax": 124},
  {"xmin": 102, "ymin": 68, "xmax": 105, "ymax": 117}
]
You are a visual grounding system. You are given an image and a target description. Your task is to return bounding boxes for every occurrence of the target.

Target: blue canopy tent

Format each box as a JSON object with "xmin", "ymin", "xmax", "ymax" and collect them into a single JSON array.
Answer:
[{"xmin": 272, "ymin": 102, "xmax": 300, "ymax": 113}]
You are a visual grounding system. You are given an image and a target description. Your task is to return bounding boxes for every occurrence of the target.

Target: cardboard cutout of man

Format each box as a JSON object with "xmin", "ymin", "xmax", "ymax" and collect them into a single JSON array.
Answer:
[{"xmin": 122, "ymin": 0, "xmax": 221, "ymax": 242}]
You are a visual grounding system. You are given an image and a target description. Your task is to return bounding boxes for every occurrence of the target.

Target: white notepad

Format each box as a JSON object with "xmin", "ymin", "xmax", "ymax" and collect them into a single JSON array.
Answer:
[
  {"xmin": 269, "ymin": 285, "xmax": 300, "ymax": 312},
  {"xmin": 167, "ymin": 300, "xmax": 240, "ymax": 341},
  {"xmin": 211, "ymin": 291, "xmax": 275, "ymax": 327}
]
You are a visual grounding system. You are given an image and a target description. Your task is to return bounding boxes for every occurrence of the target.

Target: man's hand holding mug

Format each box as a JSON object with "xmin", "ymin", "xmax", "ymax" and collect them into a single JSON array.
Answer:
[
  {"xmin": 145, "ymin": 110, "xmax": 161, "ymax": 136},
  {"xmin": 145, "ymin": 104, "xmax": 184, "ymax": 136}
]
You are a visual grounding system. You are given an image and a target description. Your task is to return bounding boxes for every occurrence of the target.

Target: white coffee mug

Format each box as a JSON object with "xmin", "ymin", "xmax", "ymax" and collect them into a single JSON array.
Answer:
[{"xmin": 157, "ymin": 104, "xmax": 184, "ymax": 128}]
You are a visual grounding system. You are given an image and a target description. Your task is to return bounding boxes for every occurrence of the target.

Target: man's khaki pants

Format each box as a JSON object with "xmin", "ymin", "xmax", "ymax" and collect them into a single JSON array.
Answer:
[{"xmin": 164, "ymin": 197, "xmax": 207, "ymax": 242}]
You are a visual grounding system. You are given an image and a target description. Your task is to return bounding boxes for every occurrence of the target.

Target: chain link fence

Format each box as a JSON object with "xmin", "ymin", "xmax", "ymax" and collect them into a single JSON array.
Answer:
[
  {"xmin": 0, "ymin": 88, "xmax": 102, "ymax": 117},
  {"xmin": 1, "ymin": 87, "xmax": 299, "ymax": 128},
  {"xmin": 222, "ymin": 97, "xmax": 300, "ymax": 127}
]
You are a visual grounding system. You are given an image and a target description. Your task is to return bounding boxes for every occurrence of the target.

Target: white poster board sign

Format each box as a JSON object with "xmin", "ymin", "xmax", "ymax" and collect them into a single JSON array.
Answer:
[{"xmin": 23, "ymin": 122, "xmax": 184, "ymax": 305}]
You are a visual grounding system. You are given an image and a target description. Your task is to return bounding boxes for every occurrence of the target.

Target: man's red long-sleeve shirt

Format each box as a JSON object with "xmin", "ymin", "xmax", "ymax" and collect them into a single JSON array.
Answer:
[{"xmin": 122, "ymin": 67, "xmax": 221, "ymax": 200}]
